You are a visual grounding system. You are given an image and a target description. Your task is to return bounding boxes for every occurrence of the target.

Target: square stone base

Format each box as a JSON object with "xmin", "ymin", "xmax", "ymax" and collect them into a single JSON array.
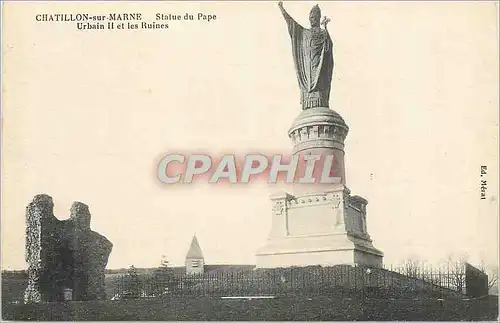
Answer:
[
  {"xmin": 255, "ymin": 185, "xmax": 383, "ymax": 268},
  {"xmin": 256, "ymin": 232, "xmax": 383, "ymax": 268}
]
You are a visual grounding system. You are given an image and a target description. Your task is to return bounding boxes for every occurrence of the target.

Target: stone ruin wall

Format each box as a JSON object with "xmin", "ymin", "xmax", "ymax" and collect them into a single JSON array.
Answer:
[{"xmin": 24, "ymin": 194, "xmax": 113, "ymax": 303}]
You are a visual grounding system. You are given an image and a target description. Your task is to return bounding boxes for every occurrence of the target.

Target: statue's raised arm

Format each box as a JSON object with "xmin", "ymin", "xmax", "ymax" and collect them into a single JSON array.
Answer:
[{"xmin": 278, "ymin": 1, "xmax": 304, "ymax": 35}]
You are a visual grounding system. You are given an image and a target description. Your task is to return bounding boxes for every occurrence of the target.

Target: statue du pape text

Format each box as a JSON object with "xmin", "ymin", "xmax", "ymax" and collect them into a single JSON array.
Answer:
[{"xmin": 278, "ymin": 2, "xmax": 334, "ymax": 110}]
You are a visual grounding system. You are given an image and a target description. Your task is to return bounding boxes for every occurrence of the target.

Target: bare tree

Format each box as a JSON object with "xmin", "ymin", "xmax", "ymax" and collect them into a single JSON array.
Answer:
[
  {"xmin": 400, "ymin": 259, "xmax": 442, "ymax": 286},
  {"xmin": 401, "ymin": 259, "xmax": 422, "ymax": 278},
  {"xmin": 445, "ymin": 255, "xmax": 467, "ymax": 293},
  {"xmin": 123, "ymin": 265, "xmax": 140, "ymax": 299},
  {"xmin": 422, "ymin": 267, "xmax": 441, "ymax": 285},
  {"xmin": 152, "ymin": 255, "xmax": 177, "ymax": 296}
]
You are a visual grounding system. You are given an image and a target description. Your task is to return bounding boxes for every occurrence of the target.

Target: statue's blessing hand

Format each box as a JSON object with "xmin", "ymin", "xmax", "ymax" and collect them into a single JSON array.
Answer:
[{"xmin": 321, "ymin": 16, "xmax": 331, "ymax": 26}]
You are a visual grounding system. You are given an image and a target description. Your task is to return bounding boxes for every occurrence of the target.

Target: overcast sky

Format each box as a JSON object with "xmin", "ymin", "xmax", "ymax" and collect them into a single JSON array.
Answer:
[{"xmin": 2, "ymin": 1, "xmax": 498, "ymax": 270}]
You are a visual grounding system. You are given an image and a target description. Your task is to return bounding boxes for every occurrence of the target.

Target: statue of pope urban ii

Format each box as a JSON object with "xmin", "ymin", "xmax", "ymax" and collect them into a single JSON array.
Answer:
[{"xmin": 278, "ymin": 2, "xmax": 334, "ymax": 110}]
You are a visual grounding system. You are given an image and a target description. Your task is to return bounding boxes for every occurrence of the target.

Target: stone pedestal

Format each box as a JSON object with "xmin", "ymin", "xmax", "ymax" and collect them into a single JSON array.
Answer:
[
  {"xmin": 288, "ymin": 108, "xmax": 348, "ymax": 195},
  {"xmin": 256, "ymin": 108, "xmax": 383, "ymax": 268}
]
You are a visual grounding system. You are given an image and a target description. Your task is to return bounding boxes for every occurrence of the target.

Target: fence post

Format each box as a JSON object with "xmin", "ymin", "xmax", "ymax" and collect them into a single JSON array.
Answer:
[
  {"xmin": 429, "ymin": 267, "xmax": 433, "ymax": 294},
  {"xmin": 319, "ymin": 267, "xmax": 325, "ymax": 294},
  {"xmin": 439, "ymin": 268, "xmax": 444, "ymax": 299},
  {"xmin": 341, "ymin": 266, "xmax": 345, "ymax": 298}
]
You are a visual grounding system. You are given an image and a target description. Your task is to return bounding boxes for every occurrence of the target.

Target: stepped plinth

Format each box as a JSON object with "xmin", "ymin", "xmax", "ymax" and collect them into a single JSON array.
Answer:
[{"xmin": 256, "ymin": 107, "xmax": 383, "ymax": 268}]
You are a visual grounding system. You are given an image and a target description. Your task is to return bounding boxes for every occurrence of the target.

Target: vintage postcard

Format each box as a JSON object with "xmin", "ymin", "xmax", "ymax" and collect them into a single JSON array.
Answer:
[{"xmin": 1, "ymin": 1, "xmax": 499, "ymax": 321}]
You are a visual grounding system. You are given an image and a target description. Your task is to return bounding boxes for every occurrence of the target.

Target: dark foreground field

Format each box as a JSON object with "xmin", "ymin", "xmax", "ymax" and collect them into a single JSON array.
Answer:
[{"xmin": 2, "ymin": 295, "xmax": 498, "ymax": 321}]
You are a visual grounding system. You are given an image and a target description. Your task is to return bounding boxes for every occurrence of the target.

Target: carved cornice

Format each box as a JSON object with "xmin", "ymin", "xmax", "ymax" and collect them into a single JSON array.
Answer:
[
  {"xmin": 289, "ymin": 124, "xmax": 348, "ymax": 145},
  {"xmin": 288, "ymin": 108, "xmax": 349, "ymax": 133},
  {"xmin": 274, "ymin": 189, "xmax": 348, "ymax": 210},
  {"xmin": 288, "ymin": 108, "xmax": 349, "ymax": 151}
]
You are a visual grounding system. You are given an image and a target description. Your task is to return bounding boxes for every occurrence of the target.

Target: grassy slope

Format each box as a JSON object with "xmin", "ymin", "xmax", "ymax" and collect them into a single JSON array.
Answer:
[
  {"xmin": 2, "ymin": 295, "xmax": 498, "ymax": 321},
  {"xmin": 3, "ymin": 266, "xmax": 497, "ymax": 321}
]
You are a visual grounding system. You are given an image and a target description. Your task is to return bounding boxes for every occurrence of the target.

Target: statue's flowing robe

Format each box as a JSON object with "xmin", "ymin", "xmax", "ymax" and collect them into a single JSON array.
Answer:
[{"xmin": 282, "ymin": 11, "xmax": 334, "ymax": 109}]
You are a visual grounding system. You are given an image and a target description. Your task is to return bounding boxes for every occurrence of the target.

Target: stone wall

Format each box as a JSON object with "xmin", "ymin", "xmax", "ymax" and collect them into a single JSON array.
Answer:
[
  {"xmin": 24, "ymin": 194, "xmax": 112, "ymax": 303},
  {"xmin": 465, "ymin": 263, "xmax": 489, "ymax": 298}
]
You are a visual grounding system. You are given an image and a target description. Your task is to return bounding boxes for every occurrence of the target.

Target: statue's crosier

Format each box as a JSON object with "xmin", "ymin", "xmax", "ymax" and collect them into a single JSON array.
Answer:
[{"xmin": 278, "ymin": 2, "xmax": 333, "ymax": 110}]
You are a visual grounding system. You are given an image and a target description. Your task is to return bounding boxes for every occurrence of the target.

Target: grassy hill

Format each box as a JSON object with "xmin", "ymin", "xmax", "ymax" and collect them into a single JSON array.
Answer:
[
  {"xmin": 2, "ymin": 295, "xmax": 498, "ymax": 321},
  {"xmin": 2, "ymin": 266, "xmax": 498, "ymax": 320}
]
